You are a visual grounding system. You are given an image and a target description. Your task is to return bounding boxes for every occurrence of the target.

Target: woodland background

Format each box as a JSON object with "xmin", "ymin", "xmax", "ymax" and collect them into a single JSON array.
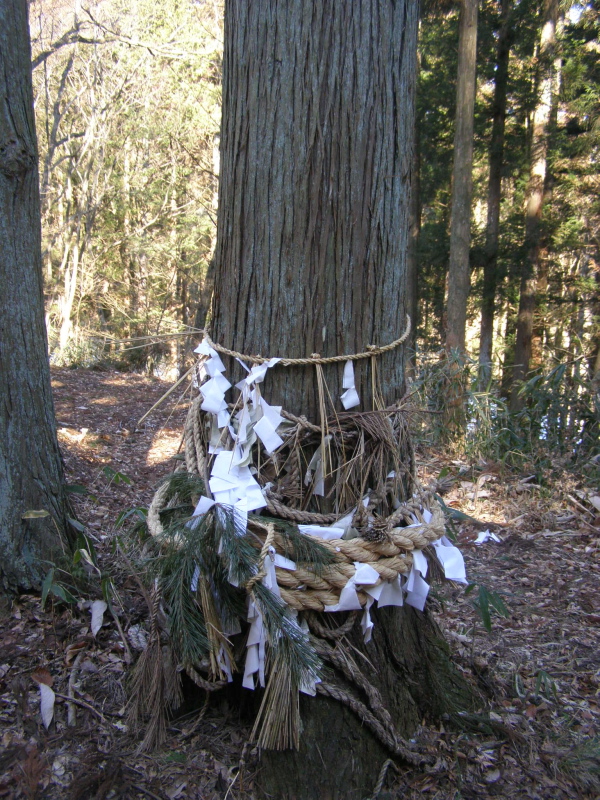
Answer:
[
  {"xmin": 0, "ymin": 1, "xmax": 598, "ymax": 798},
  {"xmin": 32, "ymin": 0, "xmax": 599, "ymax": 473}
]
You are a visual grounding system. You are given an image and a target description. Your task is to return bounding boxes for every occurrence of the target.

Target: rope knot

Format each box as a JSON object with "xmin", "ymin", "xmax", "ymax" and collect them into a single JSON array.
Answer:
[{"xmin": 311, "ymin": 353, "xmax": 321, "ymax": 359}]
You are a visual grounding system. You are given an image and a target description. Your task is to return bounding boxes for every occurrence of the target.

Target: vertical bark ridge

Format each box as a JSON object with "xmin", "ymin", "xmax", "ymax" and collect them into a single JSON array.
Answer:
[{"xmin": 212, "ymin": 0, "xmax": 417, "ymax": 416}]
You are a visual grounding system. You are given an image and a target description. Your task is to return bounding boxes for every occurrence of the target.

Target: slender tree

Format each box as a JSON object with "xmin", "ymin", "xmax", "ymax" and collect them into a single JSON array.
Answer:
[
  {"xmin": 510, "ymin": 0, "xmax": 559, "ymax": 410},
  {"xmin": 0, "ymin": 0, "xmax": 73, "ymax": 591},
  {"xmin": 210, "ymin": 2, "xmax": 475, "ymax": 797},
  {"xmin": 445, "ymin": 0, "xmax": 479, "ymax": 352},
  {"xmin": 479, "ymin": 0, "xmax": 513, "ymax": 387}
]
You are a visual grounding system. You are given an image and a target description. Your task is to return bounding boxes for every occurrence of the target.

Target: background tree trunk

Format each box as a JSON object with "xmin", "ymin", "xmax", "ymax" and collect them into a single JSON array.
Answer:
[
  {"xmin": 445, "ymin": 0, "xmax": 478, "ymax": 353},
  {"xmin": 0, "ymin": 0, "xmax": 73, "ymax": 591},
  {"xmin": 479, "ymin": 0, "xmax": 512, "ymax": 388},
  {"xmin": 510, "ymin": 0, "xmax": 559, "ymax": 411},
  {"xmin": 210, "ymin": 3, "xmax": 477, "ymax": 797}
]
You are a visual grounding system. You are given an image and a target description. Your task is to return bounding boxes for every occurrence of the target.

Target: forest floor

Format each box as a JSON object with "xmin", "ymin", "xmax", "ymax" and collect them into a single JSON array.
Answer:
[{"xmin": 1, "ymin": 367, "xmax": 599, "ymax": 800}]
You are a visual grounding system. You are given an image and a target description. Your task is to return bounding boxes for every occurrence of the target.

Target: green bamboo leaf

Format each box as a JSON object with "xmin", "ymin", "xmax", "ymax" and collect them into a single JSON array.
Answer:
[
  {"xmin": 478, "ymin": 585, "xmax": 492, "ymax": 632},
  {"xmin": 41, "ymin": 568, "xmax": 55, "ymax": 611}
]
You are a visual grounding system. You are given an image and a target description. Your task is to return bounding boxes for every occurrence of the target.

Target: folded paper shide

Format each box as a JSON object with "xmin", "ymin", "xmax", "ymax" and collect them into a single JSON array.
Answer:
[{"xmin": 144, "ymin": 318, "xmax": 469, "ymax": 752}]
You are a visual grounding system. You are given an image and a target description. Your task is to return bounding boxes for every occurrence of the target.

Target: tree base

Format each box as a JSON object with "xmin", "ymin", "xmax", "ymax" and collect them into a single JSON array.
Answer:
[{"xmin": 256, "ymin": 606, "xmax": 478, "ymax": 800}]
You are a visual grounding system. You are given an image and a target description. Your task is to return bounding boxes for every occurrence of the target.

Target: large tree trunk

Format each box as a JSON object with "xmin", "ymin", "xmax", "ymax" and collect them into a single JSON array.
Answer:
[
  {"xmin": 405, "ymin": 50, "xmax": 421, "ymax": 382},
  {"xmin": 212, "ymin": 2, "xmax": 417, "ymax": 409},
  {"xmin": 445, "ymin": 0, "xmax": 478, "ymax": 353},
  {"xmin": 478, "ymin": 0, "xmax": 513, "ymax": 388},
  {"xmin": 510, "ymin": 0, "xmax": 559, "ymax": 411},
  {"xmin": 210, "ymin": 3, "xmax": 476, "ymax": 797},
  {"xmin": 0, "ymin": 0, "xmax": 73, "ymax": 591}
]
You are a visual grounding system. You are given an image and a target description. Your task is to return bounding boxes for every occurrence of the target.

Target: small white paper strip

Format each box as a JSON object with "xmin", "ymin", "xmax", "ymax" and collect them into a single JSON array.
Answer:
[
  {"xmin": 243, "ymin": 549, "xmax": 284, "ymax": 691},
  {"xmin": 432, "ymin": 536, "xmax": 468, "ymax": 583},
  {"xmin": 254, "ymin": 416, "xmax": 284, "ymax": 453},
  {"xmin": 243, "ymin": 599, "xmax": 264, "ymax": 690},
  {"xmin": 304, "ymin": 442, "xmax": 328, "ymax": 496},
  {"xmin": 325, "ymin": 561, "xmax": 380, "ymax": 612},
  {"xmin": 260, "ymin": 399, "xmax": 284, "ymax": 430},
  {"xmin": 205, "ymin": 353, "xmax": 227, "ymax": 377},
  {"xmin": 192, "ymin": 496, "xmax": 216, "ymax": 517},
  {"xmin": 361, "ymin": 596, "xmax": 375, "ymax": 643},
  {"xmin": 474, "ymin": 529, "xmax": 501, "ymax": 545},
  {"xmin": 194, "ymin": 340, "xmax": 213, "ymax": 356},
  {"xmin": 245, "ymin": 357, "xmax": 282, "ymax": 386},
  {"xmin": 273, "ymin": 554, "xmax": 296, "ymax": 570},
  {"xmin": 299, "ymin": 525, "xmax": 345, "ymax": 541},
  {"xmin": 217, "ymin": 645, "xmax": 233, "ymax": 682},
  {"xmin": 200, "ymin": 374, "xmax": 231, "ymax": 414},
  {"xmin": 405, "ymin": 567, "xmax": 430, "ymax": 611},
  {"xmin": 376, "ymin": 574, "xmax": 405, "ymax": 608},
  {"xmin": 340, "ymin": 360, "xmax": 360, "ymax": 410},
  {"xmin": 412, "ymin": 550, "xmax": 429, "ymax": 578}
]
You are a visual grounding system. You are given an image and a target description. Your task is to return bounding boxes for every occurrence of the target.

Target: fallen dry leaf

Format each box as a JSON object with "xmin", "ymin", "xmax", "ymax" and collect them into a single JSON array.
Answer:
[
  {"xmin": 90, "ymin": 600, "xmax": 108, "ymax": 637},
  {"xmin": 39, "ymin": 683, "xmax": 55, "ymax": 729},
  {"xmin": 31, "ymin": 667, "xmax": 54, "ymax": 688}
]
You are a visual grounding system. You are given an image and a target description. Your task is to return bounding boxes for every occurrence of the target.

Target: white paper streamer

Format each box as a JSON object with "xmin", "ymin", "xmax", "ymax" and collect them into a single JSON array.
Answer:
[
  {"xmin": 405, "ymin": 556, "xmax": 430, "ymax": 611},
  {"xmin": 191, "ymin": 344, "xmax": 469, "ymax": 671},
  {"xmin": 361, "ymin": 596, "xmax": 375, "ymax": 643},
  {"xmin": 304, "ymin": 440, "xmax": 330, "ymax": 496},
  {"xmin": 432, "ymin": 536, "xmax": 468, "ymax": 583},
  {"xmin": 298, "ymin": 525, "xmax": 346, "ymax": 541},
  {"xmin": 474, "ymin": 529, "xmax": 501, "ymax": 545},
  {"xmin": 324, "ymin": 561, "xmax": 380, "ymax": 612},
  {"xmin": 340, "ymin": 360, "xmax": 360, "ymax": 410},
  {"xmin": 243, "ymin": 547, "xmax": 283, "ymax": 691}
]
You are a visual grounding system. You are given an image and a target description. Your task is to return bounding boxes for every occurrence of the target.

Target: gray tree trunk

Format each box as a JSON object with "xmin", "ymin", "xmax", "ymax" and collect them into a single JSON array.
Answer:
[
  {"xmin": 0, "ymin": 0, "xmax": 73, "ymax": 592},
  {"xmin": 210, "ymin": 3, "xmax": 476, "ymax": 797},
  {"xmin": 478, "ymin": 0, "xmax": 512, "ymax": 388},
  {"xmin": 445, "ymin": 0, "xmax": 478, "ymax": 353}
]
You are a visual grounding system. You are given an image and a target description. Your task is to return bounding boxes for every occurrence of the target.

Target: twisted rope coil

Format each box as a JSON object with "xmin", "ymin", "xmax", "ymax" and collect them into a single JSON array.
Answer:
[{"xmin": 148, "ymin": 396, "xmax": 444, "ymax": 613}]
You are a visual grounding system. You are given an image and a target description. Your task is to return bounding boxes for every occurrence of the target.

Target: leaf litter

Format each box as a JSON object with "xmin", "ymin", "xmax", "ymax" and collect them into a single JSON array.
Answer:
[{"xmin": 0, "ymin": 367, "xmax": 597, "ymax": 798}]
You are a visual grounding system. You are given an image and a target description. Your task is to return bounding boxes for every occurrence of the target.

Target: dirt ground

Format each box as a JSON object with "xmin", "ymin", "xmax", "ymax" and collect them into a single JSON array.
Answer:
[{"xmin": 0, "ymin": 367, "xmax": 598, "ymax": 799}]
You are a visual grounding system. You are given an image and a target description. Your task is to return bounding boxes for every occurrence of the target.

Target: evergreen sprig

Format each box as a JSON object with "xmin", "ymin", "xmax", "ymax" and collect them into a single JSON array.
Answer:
[{"xmin": 253, "ymin": 582, "xmax": 321, "ymax": 688}]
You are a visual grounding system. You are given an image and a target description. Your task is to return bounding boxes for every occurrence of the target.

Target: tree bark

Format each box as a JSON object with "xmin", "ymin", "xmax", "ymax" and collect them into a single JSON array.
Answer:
[
  {"xmin": 0, "ymin": 0, "xmax": 73, "ymax": 591},
  {"xmin": 210, "ymin": 3, "xmax": 477, "ymax": 797},
  {"xmin": 405, "ymin": 50, "xmax": 421, "ymax": 382},
  {"xmin": 212, "ymin": 1, "xmax": 416, "ymax": 412},
  {"xmin": 478, "ymin": 0, "xmax": 513, "ymax": 387},
  {"xmin": 445, "ymin": 0, "xmax": 478, "ymax": 353},
  {"xmin": 510, "ymin": 0, "xmax": 559, "ymax": 411}
]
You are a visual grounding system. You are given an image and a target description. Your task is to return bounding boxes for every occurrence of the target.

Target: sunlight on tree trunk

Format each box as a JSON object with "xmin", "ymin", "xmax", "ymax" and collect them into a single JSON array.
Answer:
[
  {"xmin": 445, "ymin": 0, "xmax": 478, "ymax": 354},
  {"xmin": 510, "ymin": 0, "xmax": 559, "ymax": 412},
  {"xmin": 479, "ymin": 0, "xmax": 513, "ymax": 388}
]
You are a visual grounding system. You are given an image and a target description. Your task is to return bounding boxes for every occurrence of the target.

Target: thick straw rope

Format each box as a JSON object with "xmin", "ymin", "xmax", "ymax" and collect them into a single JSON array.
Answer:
[
  {"xmin": 148, "ymin": 393, "xmax": 444, "ymax": 612},
  {"xmin": 203, "ymin": 315, "xmax": 411, "ymax": 366},
  {"xmin": 148, "ymin": 401, "xmax": 444, "ymax": 611},
  {"xmin": 148, "ymin": 314, "xmax": 447, "ymax": 614},
  {"xmin": 269, "ymin": 506, "xmax": 444, "ymax": 612}
]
